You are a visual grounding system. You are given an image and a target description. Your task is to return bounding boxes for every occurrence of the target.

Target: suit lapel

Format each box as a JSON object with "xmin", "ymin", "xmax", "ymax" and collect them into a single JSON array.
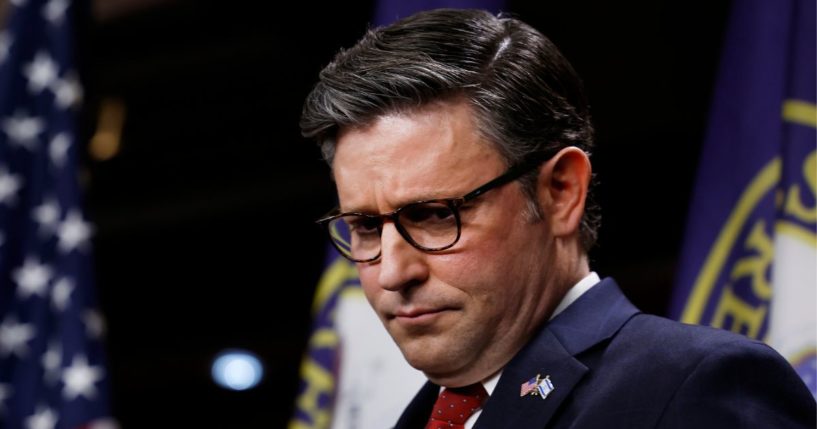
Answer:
[
  {"xmin": 393, "ymin": 380, "xmax": 439, "ymax": 429},
  {"xmin": 476, "ymin": 278, "xmax": 640, "ymax": 428},
  {"xmin": 546, "ymin": 278, "xmax": 640, "ymax": 356},
  {"xmin": 475, "ymin": 328, "xmax": 587, "ymax": 428}
]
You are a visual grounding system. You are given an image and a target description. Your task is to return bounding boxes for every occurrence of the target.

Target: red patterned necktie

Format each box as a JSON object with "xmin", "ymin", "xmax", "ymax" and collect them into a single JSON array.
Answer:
[{"xmin": 425, "ymin": 383, "xmax": 489, "ymax": 429}]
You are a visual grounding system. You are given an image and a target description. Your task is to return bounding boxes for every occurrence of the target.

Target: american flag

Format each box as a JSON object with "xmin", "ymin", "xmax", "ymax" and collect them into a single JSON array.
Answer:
[
  {"xmin": 519, "ymin": 375, "xmax": 539, "ymax": 397},
  {"xmin": 0, "ymin": 0, "xmax": 115, "ymax": 428}
]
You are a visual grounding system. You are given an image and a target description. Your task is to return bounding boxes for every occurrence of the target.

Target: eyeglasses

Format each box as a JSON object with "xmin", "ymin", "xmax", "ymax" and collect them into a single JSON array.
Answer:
[{"xmin": 317, "ymin": 151, "xmax": 556, "ymax": 263}]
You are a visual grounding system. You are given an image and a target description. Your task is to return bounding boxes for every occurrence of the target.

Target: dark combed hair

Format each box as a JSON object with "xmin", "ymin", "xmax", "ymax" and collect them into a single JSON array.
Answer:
[{"xmin": 301, "ymin": 8, "xmax": 600, "ymax": 251}]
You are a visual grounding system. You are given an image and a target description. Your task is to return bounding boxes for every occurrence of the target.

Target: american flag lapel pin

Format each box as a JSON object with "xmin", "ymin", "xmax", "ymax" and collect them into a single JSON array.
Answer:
[
  {"xmin": 520, "ymin": 374, "xmax": 555, "ymax": 400},
  {"xmin": 520, "ymin": 374, "xmax": 541, "ymax": 397}
]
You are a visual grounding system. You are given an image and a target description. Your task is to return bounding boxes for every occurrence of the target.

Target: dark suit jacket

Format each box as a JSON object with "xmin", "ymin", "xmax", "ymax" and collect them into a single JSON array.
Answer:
[{"xmin": 394, "ymin": 278, "xmax": 816, "ymax": 428}]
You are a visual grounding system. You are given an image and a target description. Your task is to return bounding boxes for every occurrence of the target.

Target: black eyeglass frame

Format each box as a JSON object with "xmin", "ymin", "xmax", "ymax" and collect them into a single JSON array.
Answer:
[{"xmin": 316, "ymin": 150, "xmax": 557, "ymax": 263}]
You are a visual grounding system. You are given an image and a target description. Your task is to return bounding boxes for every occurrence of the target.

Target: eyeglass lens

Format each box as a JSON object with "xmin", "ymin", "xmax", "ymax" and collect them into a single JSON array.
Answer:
[{"xmin": 327, "ymin": 201, "xmax": 459, "ymax": 262}]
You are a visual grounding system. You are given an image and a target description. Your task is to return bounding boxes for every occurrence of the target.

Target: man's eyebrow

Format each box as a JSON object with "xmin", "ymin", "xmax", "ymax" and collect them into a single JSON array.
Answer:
[
  {"xmin": 337, "ymin": 202, "xmax": 383, "ymax": 214},
  {"xmin": 339, "ymin": 190, "xmax": 461, "ymax": 214}
]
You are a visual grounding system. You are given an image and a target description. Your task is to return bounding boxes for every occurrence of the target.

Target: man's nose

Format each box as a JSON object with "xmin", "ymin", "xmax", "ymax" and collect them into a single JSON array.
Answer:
[{"xmin": 377, "ymin": 223, "xmax": 429, "ymax": 291}]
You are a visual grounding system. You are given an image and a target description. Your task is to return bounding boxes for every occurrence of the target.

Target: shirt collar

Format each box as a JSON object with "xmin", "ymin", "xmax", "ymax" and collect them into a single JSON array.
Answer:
[{"xmin": 549, "ymin": 271, "xmax": 600, "ymax": 320}]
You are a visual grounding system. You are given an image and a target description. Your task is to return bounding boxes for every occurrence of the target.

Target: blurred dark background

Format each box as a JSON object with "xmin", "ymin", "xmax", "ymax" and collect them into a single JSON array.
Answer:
[{"xmin": 76, "ymin": 0, "xmax": 730, "ymax": 426}]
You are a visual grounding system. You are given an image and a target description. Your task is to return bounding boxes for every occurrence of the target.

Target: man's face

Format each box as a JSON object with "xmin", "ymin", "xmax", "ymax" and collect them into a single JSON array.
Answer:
[{"xmin": 332, "ymin": 101, "xmax": 558, "ymax": 386}]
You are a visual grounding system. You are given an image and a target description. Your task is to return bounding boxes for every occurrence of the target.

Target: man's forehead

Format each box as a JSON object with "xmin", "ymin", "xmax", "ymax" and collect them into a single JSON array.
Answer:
[{"xmin": 331, "ymin": 103, "xmax": 505, "ymax": 212}]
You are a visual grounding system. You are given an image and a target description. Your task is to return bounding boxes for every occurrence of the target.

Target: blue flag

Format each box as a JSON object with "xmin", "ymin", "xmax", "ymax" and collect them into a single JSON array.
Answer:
[
  {"xmin": 0, "ymin": 0, "xmax": 115, "ymax": 427},
  {"xmin": 671, "ymin": 0, "xmax": 816, "ymax": 395},
  {"xmin": 289, "ymin": 244, "xmax": 365, "ymax": 429}
]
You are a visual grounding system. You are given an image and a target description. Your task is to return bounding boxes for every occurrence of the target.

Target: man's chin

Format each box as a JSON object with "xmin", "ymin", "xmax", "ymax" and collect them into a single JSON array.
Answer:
[
  {"xmin": 396, "ymin": 340, "xmax": 470, "ymax": 383},
  {"xmin": 396, "ymin": 338, "xmax": 447, "ymax": 369}
]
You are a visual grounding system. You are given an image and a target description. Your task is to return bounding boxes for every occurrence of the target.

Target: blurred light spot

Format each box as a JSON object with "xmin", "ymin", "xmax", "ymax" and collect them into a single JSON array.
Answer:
[
  {"xmin": 89, "ymin": 98, "xmax": 126, "ymax": 161},
  {"xmin": 211, "ymin": 349, "xmax": 263, "ymax": 391}
]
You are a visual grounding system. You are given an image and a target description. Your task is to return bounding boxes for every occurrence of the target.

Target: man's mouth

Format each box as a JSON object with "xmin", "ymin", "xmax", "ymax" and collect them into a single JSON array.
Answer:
[{"xmin": 390, "ymin": 307, "xmax": 452, "ymax": 327}]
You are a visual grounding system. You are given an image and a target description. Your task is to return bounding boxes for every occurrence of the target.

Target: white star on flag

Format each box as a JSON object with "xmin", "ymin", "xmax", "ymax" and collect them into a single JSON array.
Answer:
[
  {"xmin": 42, "ymin": 0, "xmax": 68, "ymax": 25},
  {"xmin": 53, "ymin": 73, "xmax": 82, "ymax": 109},
  {"xmin": 57, "ymin": 209, "xmax": 92, "ymax": 253},
  {"xmin": 0, "ymin": 168, "xmax": 23, "ymax": 206},
  {"xmin": 42, "ymin": 341, "xmax": 62, "ymax": 384},
  {"xmin": 0, "ymin": 316, "xmax": 36, "ymax": 358},
  {"xmin": 51, "ymin": 277, "xmax": 74, "ymax": 311},
  {"xmin": 33, "ymin": 197, "xmax": 61, "ymax": 234},
  {"xmin": 25, "ymin": 406, "xmax": 58, "ymax": 429},
  {"xmin": 23, "ymin": 51, "xmax": 58, "ymax": 94},
  {"xmin": 49, "ymin": 132, "xmax": 71, "ymax": 167},
  {"xmin": 2, "ymin": 111, "xmax": 44, "ymax": 150},
  {"xmin": 13, "ymin": 257, "xmax": 53, "ymax": 299},
  {"xmin": 0, "ymin": 32, "xmax": 11, "ymax": 64},
  {"xmin": 62, "ymin": 355, "xmax": 104, "ymax": 400}
]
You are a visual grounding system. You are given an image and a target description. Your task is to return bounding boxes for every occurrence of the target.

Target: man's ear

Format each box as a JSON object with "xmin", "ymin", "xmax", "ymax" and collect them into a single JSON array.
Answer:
[{"xmin": 538, "ymin": 147, "xmax": 591, "ymax": 238}]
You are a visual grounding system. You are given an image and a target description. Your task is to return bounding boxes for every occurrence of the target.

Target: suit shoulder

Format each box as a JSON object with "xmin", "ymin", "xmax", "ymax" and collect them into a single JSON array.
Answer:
[
  {"xmin": 624, "ymin": 316, "xmax": 817, "ymax": 427},
  {"xmin": 609, "ymin": 313, "xmax": 798, "ymax": 376},
  {"xmin": 610, "ymin": 315, "xmax": 815, "ymax": 427},
  {"xmin": 623, "ymin": 313, "xmax": 770, "ymax": 352}
]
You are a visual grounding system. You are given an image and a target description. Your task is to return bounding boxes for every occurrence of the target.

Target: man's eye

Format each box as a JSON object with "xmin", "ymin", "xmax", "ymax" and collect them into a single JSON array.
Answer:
[
  {"xmin": 402, "ymin": 204, "xmax": 454, "ymax": 224},
  {"xmin": 349, "ymin": 217, "xmax": 380, "ymax": 234}
]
